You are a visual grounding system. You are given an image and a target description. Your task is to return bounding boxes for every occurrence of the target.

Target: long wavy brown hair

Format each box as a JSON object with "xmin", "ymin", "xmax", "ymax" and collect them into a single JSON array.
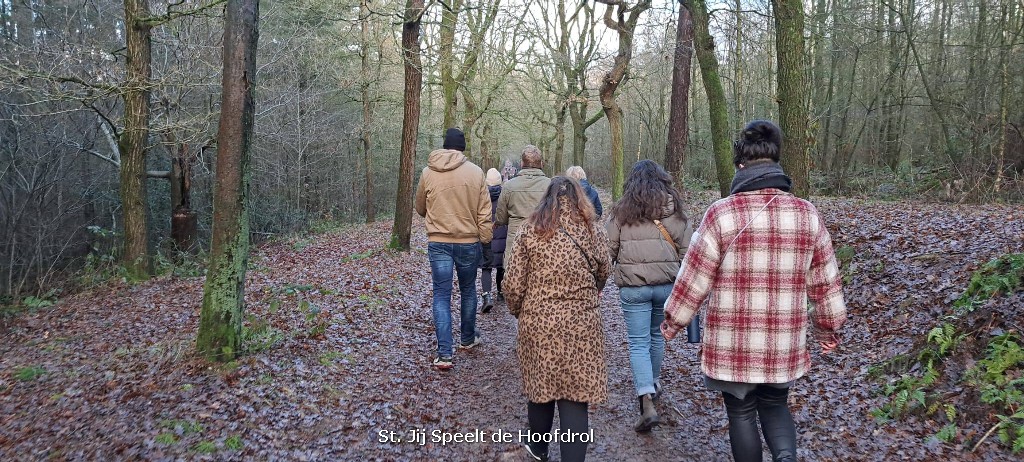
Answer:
[
  {"xmin": 527, "ymin": 176, "xmax": 596, "ymax": 240},
  {"xmin": 611, "ymin": 159, "xmax": 685, "ymax": 227}
]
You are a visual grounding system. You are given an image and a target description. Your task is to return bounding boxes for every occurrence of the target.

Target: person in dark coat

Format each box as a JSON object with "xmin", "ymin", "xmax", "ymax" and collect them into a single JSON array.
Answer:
[
  {"xmin": 479, "ymin": 168, "xmax": 508, "ymax": 312},
  {"xmin": 566, "ymin": 166, "xmax": 603, "ymax": 218}
]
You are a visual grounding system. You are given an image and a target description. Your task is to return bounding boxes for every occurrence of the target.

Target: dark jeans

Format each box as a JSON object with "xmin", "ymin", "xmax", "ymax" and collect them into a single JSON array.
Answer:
[
  {"xmin": 527, "ymin": 400, "xmax": 589, "ymax": 462},
  {"xmin": 428, "ymin": 242, "xmax": 480, "ymax": 357},
  {"xmin": 722, "ymin": 386, "xmax": 797, "ymax": 462}
]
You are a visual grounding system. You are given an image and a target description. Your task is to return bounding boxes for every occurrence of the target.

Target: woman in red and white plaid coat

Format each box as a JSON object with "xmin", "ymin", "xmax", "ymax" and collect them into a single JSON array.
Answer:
[{"xmin": 662, "ymin": 120, "xmax": 847, "ymax": 462}]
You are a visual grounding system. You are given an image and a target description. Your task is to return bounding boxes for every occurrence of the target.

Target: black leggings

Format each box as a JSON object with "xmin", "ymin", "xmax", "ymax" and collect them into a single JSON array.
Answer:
[
  {"xmin": 480, "ymin": 267, "xmax": 504, "ymax": 294},
  {"xmin": 722, "ymin": 386, "xmax": 797, "ymax": 462},
  {"xmin": 527, "ymin": 399, "xmax": 589, "ymax": 462}
]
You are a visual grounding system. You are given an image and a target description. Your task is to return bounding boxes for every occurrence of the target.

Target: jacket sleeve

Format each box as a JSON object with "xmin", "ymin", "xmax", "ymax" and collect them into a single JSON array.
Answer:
[
  {"xmin": 808, "ymin": 212, "xmax": 847, "ymax": 335},
  {"xmin": 605, "ymin": 219, "xmax": 620, "ymax": 264},
  {"xmin": 414, "ymin": 169, "xmax": 428, "ymax": 218},
  {"xmin": 591, "ymin": 187, "xmax": 603, "ymax": 217},
  {"xmin": 476, "ymin": 178, "xmax": 493, "ymax": 244},
  {"xmin": 495, "ymin": 187, "xmax": 510, "ymax": 226},
  {"xmin": 662, "ymin": 208, "xmax": 722, "ymax": 340},
  {"xmin": 593, "ymin": 225, "xmax": 611, "ymax": 292},
  {"xmin": 504, "ymin": 228, "xmax": 529, "ymax": 318}
]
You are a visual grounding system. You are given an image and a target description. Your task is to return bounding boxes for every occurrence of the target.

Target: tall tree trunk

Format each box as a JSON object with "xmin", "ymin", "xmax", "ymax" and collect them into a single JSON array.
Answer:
[
  {"xmin": 360, "ymin": 0, "xmax": 375, "ymax": 223},
  {"xmin": 439, "ymin": 0, "xmax": 462, "ymax": 129},
  {"xmin": 597, "ymin": 0, "xmax": 651, "ymax": 199},
  {"xmin": 772, "ymin": 0, "xmax": 810, "ymax": 197},
  {"xmin": 692, "ymin": 0, "xmax": 732, "ymax": 197},
  {"xmin": 993, "ymin": 0, "xmax": 1009, "ymax": 192},
  {"xmin": 664, "ymin": 0, "xmax": 694, "ymax": 187},
  {"xmin": 554, "ymin": 104, "xmax": 566, "ymax": 173},
  {"xmin": 732, "ymin": 0, "xmax": 744, "ymax": 132},
  {"xmin": 120, "ymin": 0, "xmax": 153, "ymax": 280},
  {"xmin": 196, "ymin": 0, "xmax": 260, "ymax": 362},
  {"xmin": 390, "ymin": 0, "xmax": 424, "ymax": 251}
]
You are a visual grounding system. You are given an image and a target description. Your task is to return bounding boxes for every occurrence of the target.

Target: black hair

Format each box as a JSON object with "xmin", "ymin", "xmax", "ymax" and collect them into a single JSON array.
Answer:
[{"xmin": 733, "ymin": 119, "xmax": 782, "ymax": 167}]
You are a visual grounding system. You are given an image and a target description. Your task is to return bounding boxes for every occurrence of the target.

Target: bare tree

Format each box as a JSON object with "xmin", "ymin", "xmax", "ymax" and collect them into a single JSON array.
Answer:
[
  {"xmin": 390, "ymin": 0, "xmax": 425, "ymax": 251},
  {"xmin": 596, "ymin": 0, "xmax": 652, "ymax": 199},
  {"xmin": 196, "ymin": 0, "xmax": 260, "ymax": 361},
  {"xmin": 772, "ymin": 0, "xmax": 809, "ymax": 197},
  {"xmin": 691, "ymin": 0, "xmax": 732, "ymax": 196},
  {"xmin": 120, "ymin": 0, "xmax": 154, "ymax": 280},
  {"xmin": 664, "ymin": 0, "xmax": 694, "ymax": 187}
]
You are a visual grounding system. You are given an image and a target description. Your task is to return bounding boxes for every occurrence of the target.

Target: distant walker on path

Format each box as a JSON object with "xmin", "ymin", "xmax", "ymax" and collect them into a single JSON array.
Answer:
[
  {"xmin": 414, "ymin": 128, "xmax": 493, "ymax": 371},
  {"xmin": 496, "ymin": 145, "xmax": 551, "ymax": 255}
]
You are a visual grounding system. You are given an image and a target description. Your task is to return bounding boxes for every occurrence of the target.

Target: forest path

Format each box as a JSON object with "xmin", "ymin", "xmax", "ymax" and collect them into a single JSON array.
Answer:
[{"xmin": 1, "ymin": 195, "xmax": 1022, "ymax": 461}]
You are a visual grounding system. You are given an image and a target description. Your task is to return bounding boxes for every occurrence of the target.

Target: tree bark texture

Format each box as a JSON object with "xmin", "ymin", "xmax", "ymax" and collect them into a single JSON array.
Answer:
[
  {"xmin": 439, "ymin": 0, "xmax": 462, "ymax": 130},
  {"xmin": 664, "ymin": 0, "xmax": 694, "ymax": 188},
  {"xmin": 196, "ymin": 0, "xmax": 260, "ymax": 362},
  {"xmin": 772, "ymin": 0, "xmax": 810, "ymax": 198},
  {"xmin": 691, "ymin": 0, "xmax": 732, "ymax": 197},
  {"xmin": 597, "ymin": 0, "xmax": 651, "ymax": 200},
  {"xmin": 361, "ymin": 0, "xmax": 375, "ymax": 223},
  {"xmin": 120, "ymin": 0, "xmax": 153, "ymax": 280},
  {"xmin": 390, "ymin": 0, "xmax": 424, "ymax": 251}
]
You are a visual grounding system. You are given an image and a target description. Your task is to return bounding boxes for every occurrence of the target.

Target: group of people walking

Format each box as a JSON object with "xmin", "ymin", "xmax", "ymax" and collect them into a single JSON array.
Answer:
[{"xmin": 414, "ymin": 121, "xmax": 847, "ymax": 462}]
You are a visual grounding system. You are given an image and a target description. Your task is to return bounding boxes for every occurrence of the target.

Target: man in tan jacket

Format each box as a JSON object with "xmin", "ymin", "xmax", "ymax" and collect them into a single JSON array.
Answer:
[
  {"xmin": 415, "ymin": 128, "xmax": 492, "ymax": 370},
  {"xmin": 496, "ymin": 145, "xmax": 551, "ymax": 255}
]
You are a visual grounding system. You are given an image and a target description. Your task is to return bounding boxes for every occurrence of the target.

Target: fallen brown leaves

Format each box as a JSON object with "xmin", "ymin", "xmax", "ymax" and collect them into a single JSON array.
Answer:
[{"xmin": 0, "ymin": 197, "xmax": 1022, "ymax": 461}]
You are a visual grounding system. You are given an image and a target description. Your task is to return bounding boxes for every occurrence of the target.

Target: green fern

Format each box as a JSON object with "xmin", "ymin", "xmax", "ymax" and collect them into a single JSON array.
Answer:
[{"xmin": 935, "ymin": 423, "xmax": 958, "ymax": 442}]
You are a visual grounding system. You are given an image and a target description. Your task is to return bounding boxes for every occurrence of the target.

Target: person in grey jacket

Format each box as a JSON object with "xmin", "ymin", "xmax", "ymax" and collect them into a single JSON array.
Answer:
[
  {"xmin": 496, "ymin": 145, "xmax": 551, "ymax": 255},
  {"xmin": 606, "ymin": 159, "xmax": 691, "ymax": 432}
]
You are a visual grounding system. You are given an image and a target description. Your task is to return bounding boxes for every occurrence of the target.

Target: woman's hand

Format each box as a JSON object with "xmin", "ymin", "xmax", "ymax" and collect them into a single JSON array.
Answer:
[
  {"xmin": 661, "ymin": 320, "xmax": 679, "ymax": 341},
  {"xmin": 819, "ymin": 332, "xmax": 840, "ymax": 354}
]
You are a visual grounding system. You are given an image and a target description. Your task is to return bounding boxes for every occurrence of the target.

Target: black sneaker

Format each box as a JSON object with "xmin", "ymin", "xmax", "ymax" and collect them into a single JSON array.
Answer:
[
  {"xmin": 432, "ymin": 356, "xmax": 453, "ymax": 370},
  {"xmin": 522, "ymin": 442, "xmax": 549, "ymax": 461}
]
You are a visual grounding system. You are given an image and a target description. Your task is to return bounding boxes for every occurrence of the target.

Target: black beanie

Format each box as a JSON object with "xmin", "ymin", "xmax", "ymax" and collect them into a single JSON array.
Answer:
[{"xmin": 443, "ymin": 128, "xmax": 466, "ymax": 151}]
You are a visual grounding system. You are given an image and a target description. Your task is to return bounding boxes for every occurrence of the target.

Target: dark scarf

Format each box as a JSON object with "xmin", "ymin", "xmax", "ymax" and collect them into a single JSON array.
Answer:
[{"xmin": 729, "ymin": 161, "xmax": 792, "ymax": 195}]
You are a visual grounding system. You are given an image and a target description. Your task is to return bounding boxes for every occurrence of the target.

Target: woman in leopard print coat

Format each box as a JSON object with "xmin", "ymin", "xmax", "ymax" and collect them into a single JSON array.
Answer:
[{"xmin": 504, "ymin": 176, "xmax": 610, "ymax": 462}]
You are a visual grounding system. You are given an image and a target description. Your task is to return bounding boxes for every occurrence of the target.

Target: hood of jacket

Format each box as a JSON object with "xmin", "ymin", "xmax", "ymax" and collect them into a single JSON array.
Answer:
[
  {"xmin": 427, "ymin": 149, "xmax": 468, "ymax": 173},
  {"xmin": 489, "ymin": 184, "xmax": 502, "ymax": 202}
]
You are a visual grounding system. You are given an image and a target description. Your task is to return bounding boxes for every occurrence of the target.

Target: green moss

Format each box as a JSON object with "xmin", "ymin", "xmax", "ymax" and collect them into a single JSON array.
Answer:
[
  {"xmin": 224, "ymin": 435, "xmax": 244, "ymax": 451},
  {"xmin": 14, "ymin": 365, "xmax": 46, "ymax": 381}
]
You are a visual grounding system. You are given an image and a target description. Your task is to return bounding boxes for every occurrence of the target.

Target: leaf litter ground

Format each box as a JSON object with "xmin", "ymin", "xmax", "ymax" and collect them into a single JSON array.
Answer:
[{"xmin": 1, "ymin": 195, "xmax": 1022, "ymax": 461}]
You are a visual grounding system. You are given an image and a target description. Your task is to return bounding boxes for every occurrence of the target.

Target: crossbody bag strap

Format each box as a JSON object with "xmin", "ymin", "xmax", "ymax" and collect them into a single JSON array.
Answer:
[
  {"xmin": 653, "ymin": 219, "xmax": 678, "ymax": 254},
  {"xmin": 723, "ymin": 194, "xmax": 780, "ymax": 255},
  {"xmin": 559, "ymin": 227, "xmax": 597, "ymax": 280}
]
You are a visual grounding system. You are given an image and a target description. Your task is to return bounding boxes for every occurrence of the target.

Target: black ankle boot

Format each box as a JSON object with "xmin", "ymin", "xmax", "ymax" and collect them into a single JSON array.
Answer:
[{"xmin": 634, "ymin": 393, "xmax": 660, "ymax": 432}]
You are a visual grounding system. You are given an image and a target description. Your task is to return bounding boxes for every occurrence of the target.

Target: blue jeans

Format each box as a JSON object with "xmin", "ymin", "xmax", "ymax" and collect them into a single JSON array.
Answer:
[
  {"xmin": 428, "ymin": 242, "xmax": 481, "ymax": 357},
  {"xmin": 619, "ymin": 284, "xmax": 672, "ymax": 396}
]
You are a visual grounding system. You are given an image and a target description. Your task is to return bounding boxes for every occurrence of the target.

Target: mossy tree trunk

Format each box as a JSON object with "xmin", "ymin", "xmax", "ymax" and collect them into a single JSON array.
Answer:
[
  {"xmin": 196, "ymin": 0, "xmax": 260, "ymax": 362},
  {"xmin": 773, "ymin": 0, "xmax": 809, "ymax": 197},
  {"xmin": 390, "ymin": 0, "xmax": 424, "ymax": 251},
  {"xmin": 120, "ymin": 0, "xmax": 153, "ymax": 280},
  {"xmin": 438, "ymin": 0, "xmax": 462, "ymax": 130},
  {"xmin": 664, "ymin": 0, "xmax": 694, "ymax": 188},
  {"xmin": 597, "ymin": 0, "xmax": 651, "ymax": 200},
  {"xmin": 692, "ymin": 0, "xmax": 733, "ymax": 197}
]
